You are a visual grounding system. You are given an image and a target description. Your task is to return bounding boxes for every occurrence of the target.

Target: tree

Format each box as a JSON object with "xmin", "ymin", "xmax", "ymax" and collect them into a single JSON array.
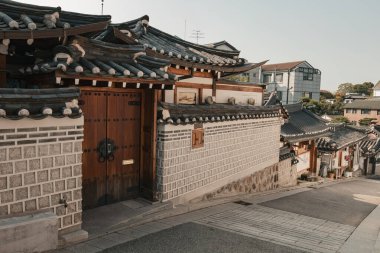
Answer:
[
  {"xmin": 359, "ymin": 118, "xmax": 377, "ymax": 126},
  {"xmin": 352, "ymin": 82, "xmax": 374, "ymax": 96},
  {"xmin": 320, "ymin": 90, "xmax": 334, "ymax": 100},
  {"xmin": 332, "ymin": 116, "xmax": 349, "ymax": 123},
  {"xmin": 337, "ymin": 83, "xmax": 354, "ymax": 95}
]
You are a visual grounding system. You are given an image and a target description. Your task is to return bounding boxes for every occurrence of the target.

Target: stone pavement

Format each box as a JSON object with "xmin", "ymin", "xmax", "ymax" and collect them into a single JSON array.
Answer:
[
  {"xmin": 52, "ymin": 178, "xmax": 380, "ymax": 253},
  {"xmin": 199, "ymin": 205, "xmax": 355, "ymax": 253}
]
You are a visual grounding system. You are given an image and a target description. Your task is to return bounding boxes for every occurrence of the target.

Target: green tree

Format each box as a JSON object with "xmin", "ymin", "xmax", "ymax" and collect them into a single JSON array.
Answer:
[
  {"xmin": 359, "ymin": 118, "xmax": 377, "ymax": 126},
  {"xmin": 320, "ymin": 90, "xmax": 334, "ymax": 99},
  {"xmin": 337, "ymin": 83, "xmax": 354, "ymax": 95},
  {"xmin": 332, "ymin": 116, "xmax": 349, "ymax": 123},
  {"xmin": 352, "ymin": 82, "xmax": 374, "ymax": 96}
]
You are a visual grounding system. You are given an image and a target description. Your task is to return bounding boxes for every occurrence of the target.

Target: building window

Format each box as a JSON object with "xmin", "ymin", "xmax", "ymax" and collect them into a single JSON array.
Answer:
[
  {"xmin": 303, "ymin": 72, "xmax": 313, "ymax": 81},
  {"xmin": 346, "ymin": 109, "xmax": 351, "ymax": 114},
  {"xmin": 302, "ymin": 92, "xmax": 312, "ymax": 99},
  {"xmin": 275, "ymin": 73, "xmax": 283, "ymax": 83},
  {"xmin": 377, "ymin": 110, "xmax": 380, "ymax": 115},
  {"xmin": 361, "ymin": 109, "xmax": 370, "ymax": 114},
  {"xmin": 277, "ymin": 91, "xmax": 283, "ymax": 101},
  {"xmin": 263, "ymin": 74, "xmax": 272, "ymax": 83},
  {"xmin": 252, "ymin": 73, "xmax": 256, "ymax": 77},
  {"xmin": 192, "ymin": 128, "xmax": 204, "ymax": 148},
  {"xmin": 352, "ymin": 109, "xmax": 357, "ymax": 114}
]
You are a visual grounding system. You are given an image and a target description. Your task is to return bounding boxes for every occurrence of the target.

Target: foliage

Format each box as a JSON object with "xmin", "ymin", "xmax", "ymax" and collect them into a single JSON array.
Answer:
[
  {"xmin": 301, "ymin": 97, "xmax": 343, "ymax": 115},
  {"xmin": 332, "ymin": 116, "xmax": 349, "ymax": 123},
  {"xmin": 320, "ymin": 90, "xmax": 334, "ymax": 99},
  {"xmin": 336, "ymin": 82, "xmax": 374, "ymax": 96},
  {"xmin": 359, "ymin": 118, "xmax": 377, "ymax": 126},
  {"xmin": 225, "ymin": 74, "xmax": 249, "ymax": 82}
]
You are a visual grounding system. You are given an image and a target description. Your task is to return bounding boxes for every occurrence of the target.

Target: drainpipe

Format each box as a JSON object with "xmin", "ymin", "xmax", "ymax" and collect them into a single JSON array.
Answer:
[{"xmin": 286, "ymin": 70, "xmax": 290, "ymax": 105}]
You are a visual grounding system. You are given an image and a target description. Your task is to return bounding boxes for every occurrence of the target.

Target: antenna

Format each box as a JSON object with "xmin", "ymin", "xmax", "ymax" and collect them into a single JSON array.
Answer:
[
  {"xmin": 190, "ymin": 30, "xmax": 205, "ymax": 44},
  {"xmin": 101, "ymin": 0, "xmax": 104, "ymax": 15}
]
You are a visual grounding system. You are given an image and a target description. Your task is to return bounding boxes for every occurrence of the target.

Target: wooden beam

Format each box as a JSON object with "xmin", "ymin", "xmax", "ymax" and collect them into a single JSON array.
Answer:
[
  {"xmin": 175, "ymin": 82, "xmax": 212, "ymax": 89},
  {"xmin": 56, "ymin": 71, "xmax": 174, "ymax": 85},
  {"xmin": 174, "ymin": 86, "xmax": 178, "ymax": 104},
  {"xmin": 193, "ymin": 71, "xmax": 213, "ymax": 78},
  {"xmin": 0, "ymin": 54, "xmax": 6, "ymax": 88},
  {"xmin": 212, "ymin": 76, "xmax": 217, "ymax": 97},
  {"xmin": 0, "ymin": 21, "xmax": 110, "ymax": 40},
  {"xmin": 167, "ymin": 67, "xmax": 190, "ymax": 76},
  {"xmin": 198, "ymin": 88, "xmax": 203, "ymax": 104}
]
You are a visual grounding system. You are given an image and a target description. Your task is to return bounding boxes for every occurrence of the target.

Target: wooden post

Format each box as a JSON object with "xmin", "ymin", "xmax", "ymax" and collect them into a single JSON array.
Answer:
[
  {"xmin": 212, "ymin": 74, "xmax": 217, "ymax": 97},
  {"xmin": 198, "ymin": 88, "xmax": 203, "ymax": 104},
  {"xmin": 0, "ymin": 54, "xmax": 6, "ymax": 87}
]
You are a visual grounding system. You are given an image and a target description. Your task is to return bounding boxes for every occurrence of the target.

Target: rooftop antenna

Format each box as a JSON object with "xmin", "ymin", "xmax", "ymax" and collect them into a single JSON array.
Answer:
[
  {"xmin": 190, "ymin": 30, "xmax": 205, "ymax": 44},
  {"xmin": 101, "ymin": 0, "xmax": 104, "ymax": 15}
]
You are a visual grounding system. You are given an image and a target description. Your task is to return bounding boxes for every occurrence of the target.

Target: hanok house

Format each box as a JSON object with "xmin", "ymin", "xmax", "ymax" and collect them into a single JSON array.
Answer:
[
  {"xmin": 0, "ymin": 2, "xmax": 295, "ymax": 252},
  {"xmin": 316, "ymin": 125, "xmax": 367, "ymax": 178},
  {"xmin": 0, "ymin": 1, "xmax": 170, "ymax": 252},
  {"xmin": 279, "ymin": 102, "xmax": 330, "ymax": 177}
]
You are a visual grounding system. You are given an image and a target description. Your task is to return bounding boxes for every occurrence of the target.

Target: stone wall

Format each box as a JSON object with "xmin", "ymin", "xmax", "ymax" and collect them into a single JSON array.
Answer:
[
  {"xmin": 0, "ymin": 117, "xmax": 83, "ymax": 232},
  {"xmin": 203, "ymin": 158, "xmax": 297, "ymax": 200},
  {"xmin": 156, "ymin": 117, "xmax": 282, "ymax": 204}
]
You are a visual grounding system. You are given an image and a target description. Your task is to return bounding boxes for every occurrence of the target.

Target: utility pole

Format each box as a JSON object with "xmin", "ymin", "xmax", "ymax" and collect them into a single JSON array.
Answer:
[
  {"xmin": 190, "ymin": 30, "xmax": 205, "ymax": 44},
  {"xmin": 101, "ymin": 0, "xmax": 104, "ymax": 15}
]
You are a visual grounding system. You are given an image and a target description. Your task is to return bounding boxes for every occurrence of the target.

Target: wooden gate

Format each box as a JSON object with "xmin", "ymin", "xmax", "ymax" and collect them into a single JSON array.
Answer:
[{"xmin": 80, "ymin": 88, "xmax": 142, "ymax": 209}]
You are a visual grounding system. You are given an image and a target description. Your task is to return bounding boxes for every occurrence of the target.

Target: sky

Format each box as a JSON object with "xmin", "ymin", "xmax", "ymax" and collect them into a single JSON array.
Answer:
[{"xmin": 22, "ymin": 0, "xmax": 380, "ymax": 92}]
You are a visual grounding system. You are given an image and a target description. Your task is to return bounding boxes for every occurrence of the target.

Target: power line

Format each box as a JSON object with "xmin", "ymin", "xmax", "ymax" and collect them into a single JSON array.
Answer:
[{"xmin": 190, "ymin": 30, "xmax": 205, "ymax": 44}]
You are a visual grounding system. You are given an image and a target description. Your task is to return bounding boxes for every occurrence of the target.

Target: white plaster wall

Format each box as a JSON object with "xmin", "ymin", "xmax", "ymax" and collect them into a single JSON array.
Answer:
[
  {"xmin": 297, "ymin": 152, "xmax": 310, "ymax": 172},
  {"xmin": 215, "ymin": 89, "xmax": 262, "ymax": 105},
  {"xmin": 156, "ymin": 117, "xmax": 282, "ymax": 204},
  {"xmin": 374, "ymin": 90, "xmax": 380, "ymax": 97},
  {"xmin": 165, "ymin": 90, "xmax": 174, "ymax": 103}
]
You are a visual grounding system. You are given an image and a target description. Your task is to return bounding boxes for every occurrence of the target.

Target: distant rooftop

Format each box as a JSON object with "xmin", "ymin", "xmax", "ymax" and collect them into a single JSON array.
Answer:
[
  {"xmin": 262, "ymin": 61, "xmax": 305, "ymax": 72},
  {"xmin": 343, "ymin": 98, "xmax": 380, "ymax": 110}
]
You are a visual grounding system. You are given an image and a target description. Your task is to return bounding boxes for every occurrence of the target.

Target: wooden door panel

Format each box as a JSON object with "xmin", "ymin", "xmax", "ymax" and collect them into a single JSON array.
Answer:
[
  {"xmin": 106, "ymin": 91, "xmax": 141, "ymax": 202},
  {"xmin": 81, "ymin": 91, "xmax": 107, "ymax": 209}
]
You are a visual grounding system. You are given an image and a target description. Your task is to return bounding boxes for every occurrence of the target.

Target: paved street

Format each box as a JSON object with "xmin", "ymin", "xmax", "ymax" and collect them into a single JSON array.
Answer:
[
  {"xmin": 261, "ymin": 179, "xmax": 380, "ymax": 226},
  {"xmin": 56, "ymin": 179, "xmax": 380, "ymax": 253}
]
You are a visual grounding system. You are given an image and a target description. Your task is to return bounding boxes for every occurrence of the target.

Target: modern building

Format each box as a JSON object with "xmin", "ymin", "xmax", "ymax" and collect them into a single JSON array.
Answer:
[
  {"xmin": 234, "ymin": 61, "xmax": 321, "ymax": 105},
  {"xmin": 343, "ymin": 93, "xmax": 368, "ymax": 104},
  {"xmin": 374, "ymin": 81, "xmax": 380, "ymax": 97},
  {"xmin": 343, "ymin": 98, "xmax": 380, "ymax": 125}
]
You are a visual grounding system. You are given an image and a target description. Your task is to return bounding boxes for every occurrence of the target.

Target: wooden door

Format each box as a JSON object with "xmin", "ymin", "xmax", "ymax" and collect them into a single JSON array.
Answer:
[
  {"xmin": 81, "ymin": 88, "xmax": 142, "ymax": 209},
  {"xmin": 106, "ymin": 92, "xmax": 141, "ymax": 203},
  {"xmin": 81, "ymin": 91, "xmax": 108, "ymax": 208}
]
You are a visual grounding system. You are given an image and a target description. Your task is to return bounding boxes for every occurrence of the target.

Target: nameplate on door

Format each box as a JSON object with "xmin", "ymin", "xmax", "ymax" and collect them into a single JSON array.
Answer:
[{"xmin": 122, "ymin": 159, "xmax": 134, "ymax": 165}]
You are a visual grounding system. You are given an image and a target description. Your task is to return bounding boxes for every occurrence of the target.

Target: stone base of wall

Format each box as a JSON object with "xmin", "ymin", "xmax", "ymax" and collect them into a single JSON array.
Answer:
[
  {"xmin": 0, "ymin": 212, "xmax": 58, "ymax": 253},
  {"xmin": 203, "ymin": 159, "xmax": 297, "ymax": 200}
]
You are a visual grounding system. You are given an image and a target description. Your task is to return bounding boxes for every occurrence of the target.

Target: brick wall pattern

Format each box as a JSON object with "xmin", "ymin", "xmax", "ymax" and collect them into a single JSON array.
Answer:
[
  {"xmin": 0, "ymin": 117, "xmax": 83, "ymax": 231},
  {"xmin": 156, "ymin": 118, "xmax": 282, "ymax": 203}
]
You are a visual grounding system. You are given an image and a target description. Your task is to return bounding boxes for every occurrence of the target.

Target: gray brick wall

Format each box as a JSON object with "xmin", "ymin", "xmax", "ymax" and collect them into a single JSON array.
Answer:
[
  {"xmin": 0, "ymin": 117, "xmax": 83, "ymax": 231},
  {"xmin": 156, "ymin": 118, "xmax": 282, "ymax": 203}
]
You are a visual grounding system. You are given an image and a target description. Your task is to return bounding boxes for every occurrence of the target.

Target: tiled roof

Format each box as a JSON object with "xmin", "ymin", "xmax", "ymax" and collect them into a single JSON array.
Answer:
[
  {"xmin": 0, "ymin": 0, "xmax": 110, "ymax": 40},
  {"xmin": 0, "ymin": 87, "xmax": 81, "ymax": 119},
  {"xmin": 343, "ymin": 98, "xmax": 380, "ymax": 110},
  {"xmin": 19, "ymin": 36, "xmax": 176, "ymax": 87},
  {"xmin": 158, "ymin": 102, "xmax": 283, "ymax": 125},
  {"xmin": 204, "ymin": 40, "xmax": 239, "ymax": 52},
  {"xmin": 281, "ymin": 103, "xmax": 330, "ymax": 142},
  {"xmin": 316, "ymin": 125, "xmax": 367, "ymax": 151},
  {"xmin": 262, "ymin": 61, "xmax": 305, "ymax": 72},
  {"xmin": 95, "ymin": 16, "xmax": 259, "ymax": 73}
]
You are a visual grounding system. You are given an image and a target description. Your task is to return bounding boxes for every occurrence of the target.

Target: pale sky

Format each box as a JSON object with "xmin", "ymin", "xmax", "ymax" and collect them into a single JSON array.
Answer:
[{"xmin": 22, "ymin": 0, "xmax": 380, "ymax": 92}]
